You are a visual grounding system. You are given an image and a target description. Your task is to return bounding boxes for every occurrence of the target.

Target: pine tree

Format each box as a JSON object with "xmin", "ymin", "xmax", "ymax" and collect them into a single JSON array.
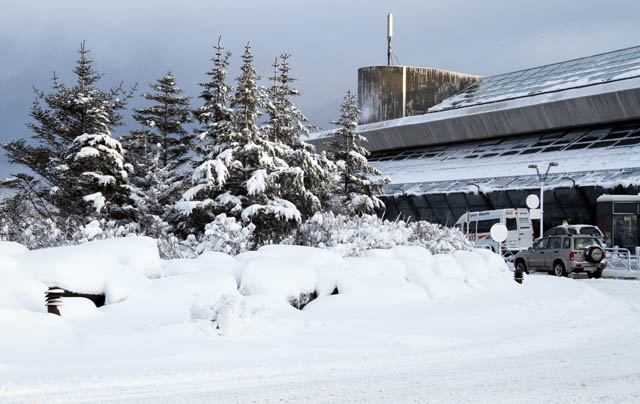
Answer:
[
  {"xmin": 64, "ymin": 108, "xmax": 134, "ymax": 221},
  {"xmin": 1, "ymin": 42, "xmax": 134, "ymax": 222},
  {"xmin": 264, "ymin": 54, "xmax": 337, "ymax": 219},
  {"xmin": 132, "ymin": 72, "xmax": 192, "ymax": 168},
  {"xmin": 329, "ymin": 90, "xmax": 390, "ymax": 215},
  {"xmin": 127, "ymin": 145, "xmax": 177, "ymax": 238},
  {"xmin": 125, "ymin": 71, "xmax": 192, "ymax": 233},
  {"xmin": 178, "ymin": 38, "xmax": 236, "ymax": 235},
  {"xmin": 178, "ymin": 43, "xmax": 301, "ymax": 242},
  {"xmin": 193, "ymin": 36, "xmax": 234, "ymax": 150}
]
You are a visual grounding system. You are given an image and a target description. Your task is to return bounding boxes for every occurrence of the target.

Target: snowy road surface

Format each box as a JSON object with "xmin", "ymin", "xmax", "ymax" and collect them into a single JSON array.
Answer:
[{"xmin": 2, "ymin": 278, "xmax": 640, "ymax": 403}]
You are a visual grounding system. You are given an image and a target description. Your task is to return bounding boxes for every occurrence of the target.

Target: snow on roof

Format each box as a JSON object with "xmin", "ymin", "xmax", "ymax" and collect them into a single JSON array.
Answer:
[
  {"xmin": 371, "ymin": 122, "xmax": 640, "ymax": 195},
  {"xmin": 596, "ymin": 194, "xmax": 640, "ymax": 202},
  {"xmin": 430, "ymin": 45, "xmax": 640, "ymax": 112}
]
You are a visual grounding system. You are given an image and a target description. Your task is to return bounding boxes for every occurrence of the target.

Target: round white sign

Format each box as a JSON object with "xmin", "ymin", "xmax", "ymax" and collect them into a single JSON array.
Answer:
[
  {"xmin": 526, "ymin": 194, "xmax": 540, "ymax": 209},
  {"xmin": 490, "ymin": 223, "xmax": 508, "ymax": 243}
]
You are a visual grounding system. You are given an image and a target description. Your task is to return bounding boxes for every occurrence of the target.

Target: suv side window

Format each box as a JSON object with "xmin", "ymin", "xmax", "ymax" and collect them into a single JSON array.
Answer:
[
  {"xmin": 534, "ymin": 238, "xmax": 549, "ymax": 250},
  {"xmin": 548, "ymin": 237, "xmax": 561, "ymax": 249},
  {"xmin": 563, "ymin": 237, "xmax": 571, "ymax": 249}
]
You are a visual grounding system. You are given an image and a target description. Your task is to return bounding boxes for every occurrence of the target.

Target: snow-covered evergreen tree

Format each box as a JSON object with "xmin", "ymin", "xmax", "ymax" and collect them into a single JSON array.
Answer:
[
  {"xmin": 132, "ymin": 71, "xmax": 192, "ymax": 168},
  {"xmin": 193, "ymin": 37, "xmax": 234, "ymax": 151},
  {"xmin": 178, "ymin": 43, "xmax": 301, "ymax": 243},
  {"xmin": 124, "ymin": 72, "xmax": 191, "ymax": 236},
  {"xmin": 64, "ymin": 108, "xmax": 134, "ymax": 220},
  {"xmin": 177, "ymin": 38, "xmax": 236, "ymax": 235},
  {"xmin": 329, "ymin": 90, "xmax": 390, "ymax": 215},
  {"xmin": 1, "ymin": 42, "xmax": 134, "ymax": 222},
  {"xmin": 127, "ymin": 145, "xmax": 180, "ymax": 238},
  {"xmin": 264, "ymin": 54, "xmax": 337, "ymax": 218}
]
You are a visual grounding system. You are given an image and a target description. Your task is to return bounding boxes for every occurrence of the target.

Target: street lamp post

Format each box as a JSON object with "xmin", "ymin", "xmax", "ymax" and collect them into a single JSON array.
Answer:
[{"xmin": 528, "ymin": 162, "xmax": 559, "ymax": 237}]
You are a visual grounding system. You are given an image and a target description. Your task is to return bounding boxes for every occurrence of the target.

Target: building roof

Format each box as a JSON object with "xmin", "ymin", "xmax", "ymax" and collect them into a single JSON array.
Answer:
[
  {"xmin": 430, "ymin": 45, "xmax": 640, "ymax": 112},
  {"xmin": 372, "ymin": 121, "xmax": 640, "ymax": 196},
  {"xmin": 309, "ymin": 45, "xmax": 640, "ymax": 153}
]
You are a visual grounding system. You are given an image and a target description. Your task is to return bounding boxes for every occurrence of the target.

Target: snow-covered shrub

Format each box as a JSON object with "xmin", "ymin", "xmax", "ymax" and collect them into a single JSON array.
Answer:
[
  {"xmin": 177, "ymin": 214, "xmax": 256, "ymax": 258},
  {"xmin": 197, "ymin": 214, "xmax": 255, "ymax": 255},
  {"xmin": 283, "ymin": 211, "xmax": 472, "ymax": 257},
  {"xmin": 0, "ymin": 217, "xmax": 68, "ymax": 250},
  {"xmin": 408, "ymin": 221, "xmax": 473, "ymax": 255},
  {"xmin": 212, "ymin": 294, "xmax": 248, "ymax": 336},
  {"xmin": 71, "ymin": 219, "xmax": 140, "ymax": 244},
  {"xmin": 156, "ymin": 233, "xmax": 185, "ymax": 260},
  {"xmin": 191, "ymin": 294, "xmax": 248, "ymax": 336}
]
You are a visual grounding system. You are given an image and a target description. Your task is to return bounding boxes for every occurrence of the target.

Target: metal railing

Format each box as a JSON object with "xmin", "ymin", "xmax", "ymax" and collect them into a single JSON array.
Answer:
[{"xmin": 604, "ymin": 247, "xmax": 637, "ymax": 271}]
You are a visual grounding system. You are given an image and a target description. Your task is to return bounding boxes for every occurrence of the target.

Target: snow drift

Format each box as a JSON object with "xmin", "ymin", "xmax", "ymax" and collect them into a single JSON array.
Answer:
[{"xmin": 1, "ymin": 237, "xmax": 511, "ymax": 327}]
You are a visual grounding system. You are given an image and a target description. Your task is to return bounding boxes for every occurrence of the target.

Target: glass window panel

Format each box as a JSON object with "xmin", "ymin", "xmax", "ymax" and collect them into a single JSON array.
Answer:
[{"xmin": 566, "ymin": 143, "xmax": 590, "ymax": 150}]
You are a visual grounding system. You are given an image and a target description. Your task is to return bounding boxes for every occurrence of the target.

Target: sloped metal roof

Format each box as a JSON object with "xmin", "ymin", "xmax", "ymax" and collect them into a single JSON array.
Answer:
[
  {"xmin": 310, "ymin": 46, "xmax": 640, "ymax": 153},
  {"xmin": 371, "ymin": 121, "xmax": 640, "ymax": 196},
  {"xmin": 430, "ymin": 45, "xmax": 640, "ymax": 112}
]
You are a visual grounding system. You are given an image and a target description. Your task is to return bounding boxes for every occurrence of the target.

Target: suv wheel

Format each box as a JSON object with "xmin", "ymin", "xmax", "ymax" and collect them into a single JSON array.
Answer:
[
  {"xmin": 589, "ymin": 269, "xmax": 603, "ymax": 279},
  {"xmin": 553, "ymin": 261, "xmax": 566, "ymax": 277},
  {"xmin": 515, "ymin": 260, "xmax": 528, "ymax": 275}
]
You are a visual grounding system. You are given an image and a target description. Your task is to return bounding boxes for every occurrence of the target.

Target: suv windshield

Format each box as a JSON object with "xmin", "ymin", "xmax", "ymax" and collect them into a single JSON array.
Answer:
[{"xmin": 574, "ymin": 238, "xmax": 600, "ymax": 249}]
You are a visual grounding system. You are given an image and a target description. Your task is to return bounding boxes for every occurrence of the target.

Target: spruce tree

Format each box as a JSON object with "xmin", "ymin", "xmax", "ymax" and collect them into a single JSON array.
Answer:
[
  {"xmin": 193, "ymin": 36, "xmax": 234, "ymax": 150},
  {"xmin": 178, "ymin": 38, "xmax": 235, "ymax": 235},
  {"xmin": 178, "ymin": 43, "xmax": 301, "ymax": 242},
  {"xmin": 125, "ymin": 71, "xmax": 192, "ymax": 233},
  {"xmin": 329, "ymin": 90, "xmax": 389, "ymax": 215},
  {"xmin": 132, "ymin": 71, "xmax": 192, "ymax": 168},
  {"xmin": 2, "ymin": 42, "xmax": 134, "ymax": 222},
  {"xmin": 264, "ymin": 54, "xmax": 337, "ymax": 218},
  {"xmin": 65, "ymin": 120, "xmax": 134, "ymax": 220},
  {"xmin": 227, "ymin": 43, "xmax": 303, "ymax": 241}
]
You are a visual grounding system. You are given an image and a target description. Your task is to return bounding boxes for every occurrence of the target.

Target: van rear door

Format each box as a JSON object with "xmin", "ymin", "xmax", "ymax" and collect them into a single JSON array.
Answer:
[
  {"xmin": 505, "ymin": 216, "xmax": 520, "ymax": 250},
  {"xmin": 517, "ymin": 213, "xmax": 534, "ymax": 250}
]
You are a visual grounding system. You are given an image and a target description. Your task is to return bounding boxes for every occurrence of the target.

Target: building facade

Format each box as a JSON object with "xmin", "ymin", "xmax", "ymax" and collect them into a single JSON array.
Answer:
[{"xmin": 311, "ymin": 46, "xmax": 640, "ymax": 248}]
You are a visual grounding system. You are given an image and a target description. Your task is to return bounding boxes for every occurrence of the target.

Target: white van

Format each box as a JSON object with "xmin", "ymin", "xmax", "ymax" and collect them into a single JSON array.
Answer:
[{"xmin": 455, "ymin": 209, "xmax": 534, "ymax": 253}]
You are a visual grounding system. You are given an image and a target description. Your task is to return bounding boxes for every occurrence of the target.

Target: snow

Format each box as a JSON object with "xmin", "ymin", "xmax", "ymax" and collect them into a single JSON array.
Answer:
[
  {"xmin": 2, "ymin": 237, "xmax": 159, "ymax": 301},
  {"xmin": 74, "ymin": 146, "xmax": 100, "ymax": 159},
  {"xmin": 371, "ymin": 121, "xmax": 640, "ymax": 195},
  {"xmin": 82, "ymin": 192, "xmax": 106, "ymax": 212},
  {"xmin": 597, "ymin": 193, "xmax": 640, "ymax": 202},
  {"xmin": 246, "ymin": 168, "xmax": 267, "ymax": 195},
  {"xmin": 2, "ymin": 239, "xmax": 640, "ymax": 403}
]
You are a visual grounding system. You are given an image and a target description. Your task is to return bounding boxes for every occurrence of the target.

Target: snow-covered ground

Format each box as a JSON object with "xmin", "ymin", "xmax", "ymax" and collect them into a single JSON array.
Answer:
[{"xmin": 1, "ymin": 238, "xmax": 640, "ymax": 403}]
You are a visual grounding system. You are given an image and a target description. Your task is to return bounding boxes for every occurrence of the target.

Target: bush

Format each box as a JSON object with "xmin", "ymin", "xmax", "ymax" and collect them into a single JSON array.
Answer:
[{"xmin": 282, "ymin": 212, "xmax": 472, "ymax": 257}]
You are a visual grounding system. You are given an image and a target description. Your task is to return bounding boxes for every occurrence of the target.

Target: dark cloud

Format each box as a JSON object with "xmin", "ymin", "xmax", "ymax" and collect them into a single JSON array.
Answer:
[{"xmin": 2, "ymin": 0, "xmax": 639, "ymax": 179}]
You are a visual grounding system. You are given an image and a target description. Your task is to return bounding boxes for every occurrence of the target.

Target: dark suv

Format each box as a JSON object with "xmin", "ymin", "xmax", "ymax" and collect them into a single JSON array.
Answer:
[{"xmin": 514, "ymin": 235, "xmax": 606, "ymax": 278}]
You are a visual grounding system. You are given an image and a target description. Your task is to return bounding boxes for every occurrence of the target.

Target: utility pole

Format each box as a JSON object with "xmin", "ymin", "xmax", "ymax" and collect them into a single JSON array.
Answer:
[
  {"xmin": 387, "ymin": 13, "xmax": 393, "ymax": 66},
  {"xmin": 528, "ymin": 162, "xmax": 559, "ymax": 237}
]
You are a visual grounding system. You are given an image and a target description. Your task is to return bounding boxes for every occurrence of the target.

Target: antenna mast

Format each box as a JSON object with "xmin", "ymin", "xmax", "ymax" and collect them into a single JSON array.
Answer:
[{"xmin": 387, "ymin": 13, "xmax": 393, "ymax": 66}]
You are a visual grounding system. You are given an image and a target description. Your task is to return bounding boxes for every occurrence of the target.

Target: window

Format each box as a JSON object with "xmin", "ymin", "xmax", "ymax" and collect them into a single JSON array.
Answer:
[
  {"xmin": 574, "ymin": 238, "xmax": 600, "ymax": 249},
  {"xmin": 563, "ymin": 238, "xmax": 571, "ymax": 249},
  {"xmin": 534, "ymin": 238, "xmax": 549, "ymax": 250},
  {"xmin": 477, "ymin": 218, "xmax": 500, "ymax": 233},
  {"xmin": 506, "ymin": 218, "xmax": 518, "ymax": 231},
  {"xmin": 548, "ymin": 237, "xmax": 562, "ymax": 249},
  {"xmin": 614, "ymin": 203, "xmax": 638, "ymax": 214},
  {"xmin": 579, "ymin": 227, "xmax": 602, "ymax": 237}
]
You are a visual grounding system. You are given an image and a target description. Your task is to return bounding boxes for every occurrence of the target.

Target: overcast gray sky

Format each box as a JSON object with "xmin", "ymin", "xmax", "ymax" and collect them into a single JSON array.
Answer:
[{"xmin": 2, "ymin": 0, "xmax": 640, "ymax": 181}]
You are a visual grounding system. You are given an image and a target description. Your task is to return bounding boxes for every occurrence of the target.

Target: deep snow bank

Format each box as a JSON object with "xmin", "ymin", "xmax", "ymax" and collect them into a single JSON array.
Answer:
[{"xmin": 0, "ymin": 239, "xmax": 513, "ymax": 333}]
